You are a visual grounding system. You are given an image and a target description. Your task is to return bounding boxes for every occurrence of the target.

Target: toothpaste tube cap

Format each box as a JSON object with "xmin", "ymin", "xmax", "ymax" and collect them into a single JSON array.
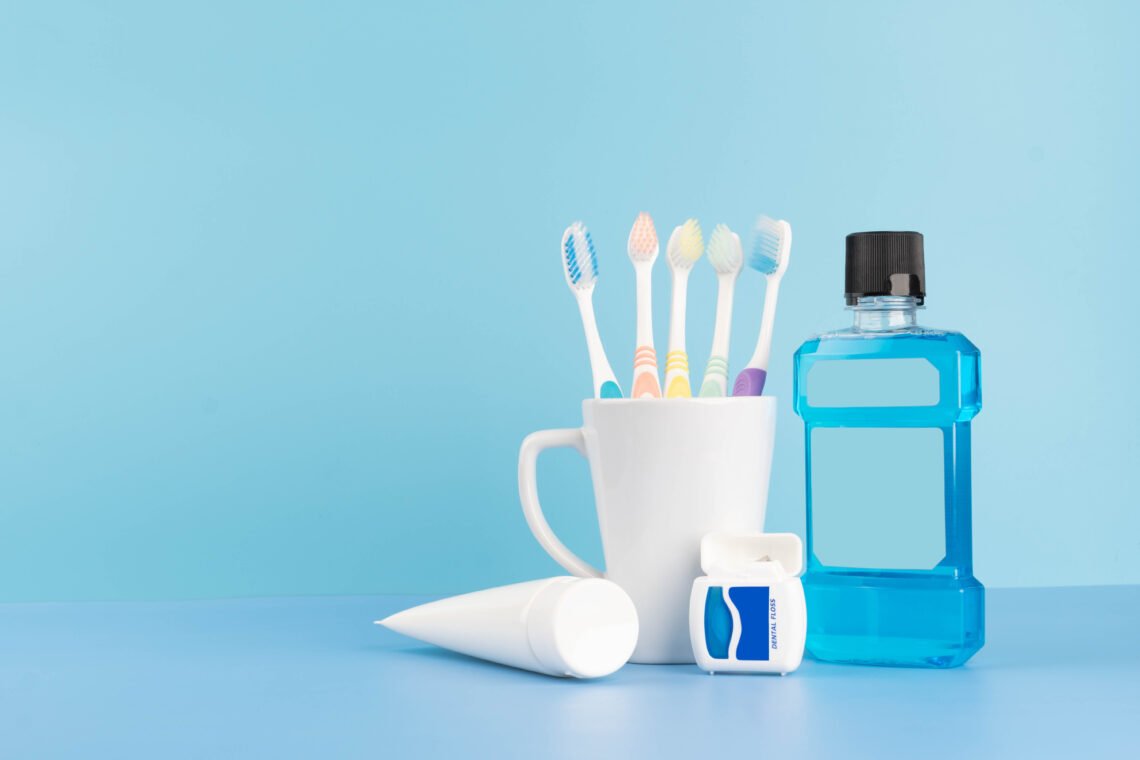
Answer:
[{"xmin": 527, "ymin": 577, "xmax": 639, "ymax": 678}]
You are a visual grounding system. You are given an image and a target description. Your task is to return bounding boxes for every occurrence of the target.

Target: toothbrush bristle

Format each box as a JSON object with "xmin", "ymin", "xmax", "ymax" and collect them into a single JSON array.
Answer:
[
  {"xmin": 706, "ymin": 223, "xmax": 743, "ymax": 274},
  {"xmin": 562, "ymin": 222, "xmax": 599, "ymax": 289},
  {"xmin": 628, "ymin": 212, "xmax": 658, "ymax": 262},
  {"xmin": 667, "ymin": 219, "xmax": 704, "ymax": 269},
  {"xmin": 750, "ymin": 214, "xmax": 785, "ymax": 275}
]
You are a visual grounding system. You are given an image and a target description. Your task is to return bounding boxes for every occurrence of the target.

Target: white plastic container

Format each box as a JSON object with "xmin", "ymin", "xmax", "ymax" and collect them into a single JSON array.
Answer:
[
  {"xmin": 689, "ymin": 533, "xmax": 807, "ymax": 675},
  {"xmin": 378, "ymin": 577, "xmax": 638, "ymax": 678}
]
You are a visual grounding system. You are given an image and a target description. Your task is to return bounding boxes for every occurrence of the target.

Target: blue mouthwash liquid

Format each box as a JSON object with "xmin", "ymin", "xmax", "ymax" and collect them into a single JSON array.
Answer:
[{"xmin": 793, "ymin": 232, "xmax": 983, "ymax": 668}]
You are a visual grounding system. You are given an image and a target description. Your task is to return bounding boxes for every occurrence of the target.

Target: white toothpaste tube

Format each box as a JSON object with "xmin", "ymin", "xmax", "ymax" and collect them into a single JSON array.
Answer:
[{"xmin": 378, "ymin": 576, "xmax": 638, "ymax": 678}]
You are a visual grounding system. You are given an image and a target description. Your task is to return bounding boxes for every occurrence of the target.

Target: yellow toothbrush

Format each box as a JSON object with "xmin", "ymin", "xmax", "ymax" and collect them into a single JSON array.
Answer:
[{"xmin": 663, "ymin": 219, "xmax": 704, "ymax": 398}]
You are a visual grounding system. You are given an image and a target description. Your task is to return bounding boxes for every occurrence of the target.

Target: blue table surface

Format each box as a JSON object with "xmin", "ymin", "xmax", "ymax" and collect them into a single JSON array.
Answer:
[{"xmin": 2, "ymin": 585, "xmax": 1138, "ymax": 759}]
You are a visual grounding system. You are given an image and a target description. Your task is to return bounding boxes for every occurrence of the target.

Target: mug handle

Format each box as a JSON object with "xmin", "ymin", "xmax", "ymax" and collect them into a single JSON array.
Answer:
[{"xmin": 518, "ymin": 428, "xmax": 604, "ymax": 579}]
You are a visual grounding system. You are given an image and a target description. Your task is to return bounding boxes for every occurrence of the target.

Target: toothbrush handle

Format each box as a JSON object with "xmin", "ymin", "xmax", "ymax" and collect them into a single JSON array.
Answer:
[
  {"xmin": 749, "ymin": 277, "xmax": 781, "ymax": 371},
  {"xmin": 734, "ymin": 278, "xmax": 781, "ymax": 397},
  {"xmin": 665, "ymin": 274, "xmax": 691, "ymax": 398},
  {"xmin": 631, "ymin": 268, "xmax": 660, "ymax": 398},
  {"xmin": 732, "ymin": 367, "xmax": 767, "ymax": 397},
  {"xmin": 632, "ymin": 347, "xmax": 662, "ymax": 398},
  {"xmin": 699, "ymin": 355, "xmax": 729, "ymax": 397},
  {"xmin": 699, "ymin": 275, "xmax": 737, "ymax": 398},
  {"xmin": 664, "ymin": 352, "xmax": 691, "ymax": 398},
  {"xmin": 576, "ymin": 294, "xmax": 623, "ymax": 399}
]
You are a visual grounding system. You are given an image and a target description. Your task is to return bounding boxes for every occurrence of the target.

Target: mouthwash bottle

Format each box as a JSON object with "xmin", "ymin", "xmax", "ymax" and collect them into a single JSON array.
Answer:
[{"xmin": 793, "ymin": 232, "xmax": 983, "ymax": 668}]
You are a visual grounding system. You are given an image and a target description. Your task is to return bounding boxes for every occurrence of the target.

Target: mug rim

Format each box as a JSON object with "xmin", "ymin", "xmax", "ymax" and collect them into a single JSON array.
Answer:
[{"xmin": 581, "ymin": 396, "xmax": 776, "ymax": 408}]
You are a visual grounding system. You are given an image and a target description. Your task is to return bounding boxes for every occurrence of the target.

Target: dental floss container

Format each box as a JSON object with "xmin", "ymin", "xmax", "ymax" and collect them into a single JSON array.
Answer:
[
  {"xmin": 378, "ymin": 576, "xmax": 639, "ymax": 678},
  {"xmin": 689, "ymin": 533, "xmax": 807, "ymax": 675}
]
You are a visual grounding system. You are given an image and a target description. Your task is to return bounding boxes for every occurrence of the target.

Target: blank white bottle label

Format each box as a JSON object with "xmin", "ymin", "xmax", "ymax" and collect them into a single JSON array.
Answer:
[
  {"xmin": 810, "ymin": 427, "xmax": 946, "ymax": 570},
  {"xmin": 807, "ymin": 358, "xmax": 940, "ymax": 407}
]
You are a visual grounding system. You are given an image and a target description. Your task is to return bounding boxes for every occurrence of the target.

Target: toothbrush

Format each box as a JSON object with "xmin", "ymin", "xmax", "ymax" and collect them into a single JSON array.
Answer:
[
  {"xmin": 732, "ymin": 215, "xmax": 792, "ymax": 396},
  {"xmin": 698, "ymin": 223, "xmax": 743, "ymax": 397},
  {"xmin": 627, "ymin": 212, "xmax": 662, "ymax": 398},
  {"xmin": 562, "ymin": 222, "xmax": 623, "ymax": 399},
  {"xmin": 663, "ymin": 219, "xmax": 704, "ymax": 398}
]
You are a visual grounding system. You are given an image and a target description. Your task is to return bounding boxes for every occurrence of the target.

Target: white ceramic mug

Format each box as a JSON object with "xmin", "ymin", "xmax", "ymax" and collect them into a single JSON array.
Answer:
[{"xmin": 518, "ymin": 397, "xmax": 777, "ymax": 663}]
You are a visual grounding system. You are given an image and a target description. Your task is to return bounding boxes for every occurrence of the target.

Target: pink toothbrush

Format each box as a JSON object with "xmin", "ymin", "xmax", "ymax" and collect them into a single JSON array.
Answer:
[{"xmin": 628, "ymin": 213, "xmax": 662, "ymax": 398}]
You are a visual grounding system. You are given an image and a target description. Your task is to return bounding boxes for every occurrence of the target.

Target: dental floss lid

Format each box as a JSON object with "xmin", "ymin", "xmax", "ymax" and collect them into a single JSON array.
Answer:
[
  {"xmin": 701, "ymin": 533, "xmax": 803, "ymax": 579},
  {"xmin": 526, "ymin": 577, "xmax": 639, "ymax": 678}
]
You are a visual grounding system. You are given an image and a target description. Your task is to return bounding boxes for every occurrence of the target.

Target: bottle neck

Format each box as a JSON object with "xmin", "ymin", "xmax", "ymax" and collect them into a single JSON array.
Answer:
[{"xmin": 850, "ymin": 296, "xmax": 921, "ymax": 331}]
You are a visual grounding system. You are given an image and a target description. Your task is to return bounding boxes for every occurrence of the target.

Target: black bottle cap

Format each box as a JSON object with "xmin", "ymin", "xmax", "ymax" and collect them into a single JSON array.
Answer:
[{"xmin": 845, "ymin": 231, "xmax": 925, "ymax": 305}]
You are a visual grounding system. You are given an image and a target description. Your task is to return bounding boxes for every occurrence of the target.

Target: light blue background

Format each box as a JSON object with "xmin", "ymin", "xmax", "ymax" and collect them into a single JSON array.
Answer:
[{"xmin": 1, "ymin": 1, "xmax": 1137, "ymax": 601}]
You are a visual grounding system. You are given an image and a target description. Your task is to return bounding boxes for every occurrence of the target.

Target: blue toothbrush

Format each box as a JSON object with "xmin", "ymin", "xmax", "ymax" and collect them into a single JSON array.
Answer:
[{"xmin": 561, "ymin": 222, "xmax": 623, "ymax": 399}]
